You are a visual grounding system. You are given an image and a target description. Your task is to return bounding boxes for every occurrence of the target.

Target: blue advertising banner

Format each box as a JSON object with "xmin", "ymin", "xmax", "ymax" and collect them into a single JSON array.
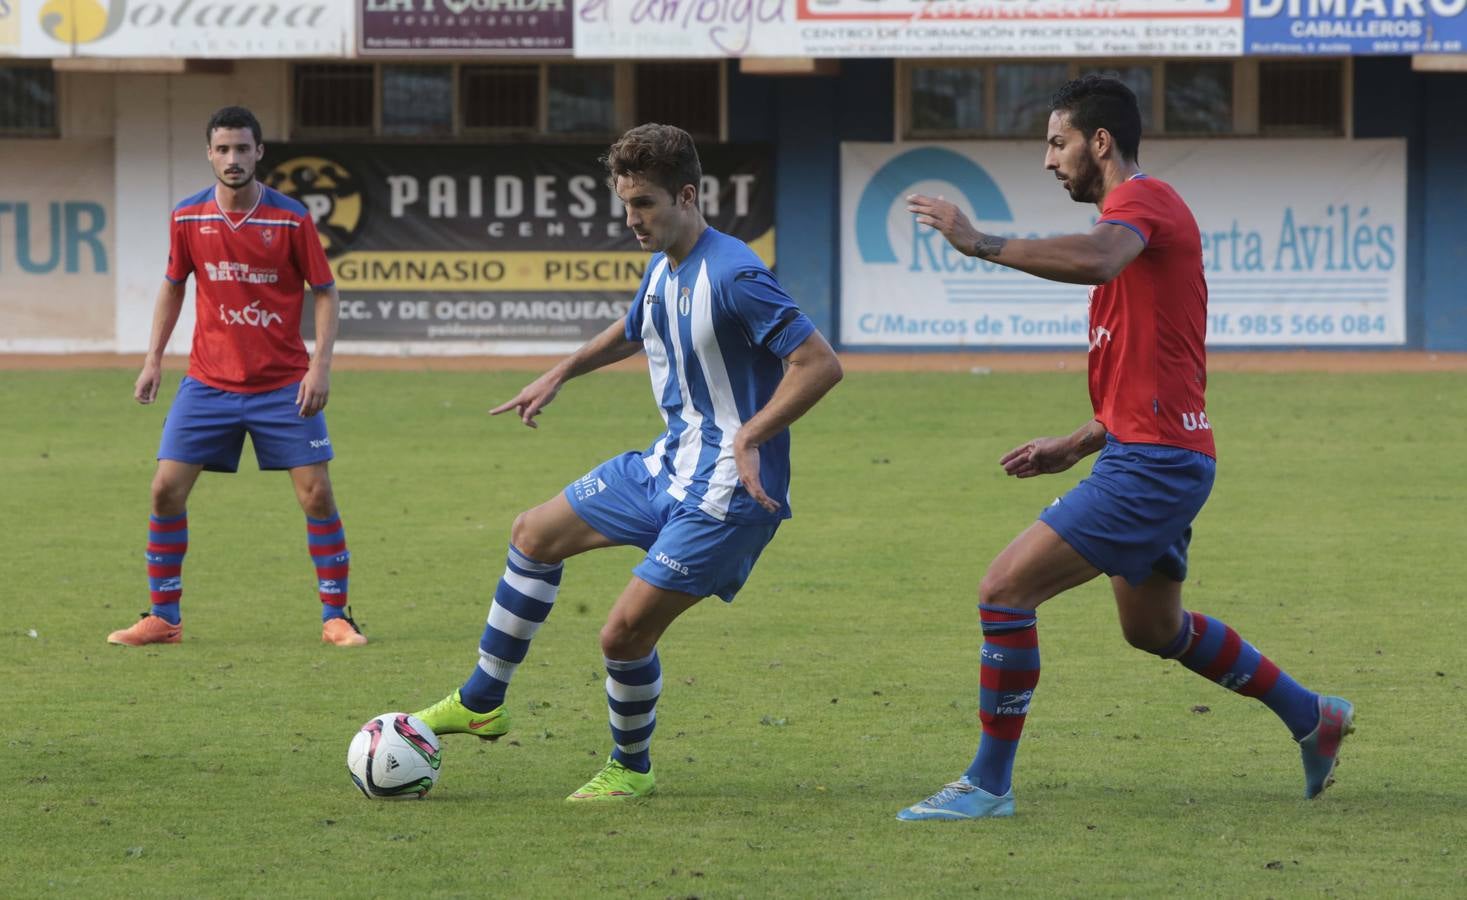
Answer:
[{"xmin": 1246, "ymin": 0, "xmax": 1467, "ymax": 54}]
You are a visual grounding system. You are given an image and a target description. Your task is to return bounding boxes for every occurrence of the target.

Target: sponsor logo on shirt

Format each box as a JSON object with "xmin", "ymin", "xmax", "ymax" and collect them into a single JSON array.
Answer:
[
  {"xmin": 200, "ymin": 225, "xmax": 218, "ymax": 234},
  {"xmin": 203, "ymin": 261, "xmax": 279, "ymax": 284},
  {"xmin": 1180, "ymin": 411, "xmax": 1212, "ymax": 432},
  {"xmin": 218, "ymin": 299, "xmax": 283, "ymax": 328}
]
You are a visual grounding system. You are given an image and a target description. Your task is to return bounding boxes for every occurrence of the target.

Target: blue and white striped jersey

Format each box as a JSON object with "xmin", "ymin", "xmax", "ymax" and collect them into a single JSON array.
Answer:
[{"xmin": 625, "ymin": 227, "xmax": 816, "ymax": 524}]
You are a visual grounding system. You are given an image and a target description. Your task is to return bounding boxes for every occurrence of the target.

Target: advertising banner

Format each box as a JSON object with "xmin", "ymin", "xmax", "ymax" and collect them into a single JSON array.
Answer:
[
  {"xmin": 840, "ymin": 139, "xmax": 1406, "ymax": 347},
  {"xmin": 260, "ymin": 144, "xmax": 774, "ymax": 343},
  {"xmin": 573, "ymin": 0, "xmax": 1242, "ymax": 58},
  {"xmin": 1, "ymin": 0, "xmax": 18, "ymax": 54},
  {"xmin": 359, "ymin": 0, "xmax": 573, "ymax": 56},
  {"xmin": 1245, "ymin": 0, "xmax": 1467, "ymax": 54},
  {"xmin": 0, "ymin": 139, "xmax": 114, "ymax": 350},
  {"xmin": 19, "ymin": 0, "xmax": 349, "ymax": 57}
]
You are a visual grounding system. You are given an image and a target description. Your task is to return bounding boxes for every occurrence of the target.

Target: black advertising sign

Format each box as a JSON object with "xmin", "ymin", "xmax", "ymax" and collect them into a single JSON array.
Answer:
[
  {"xmin": 261, "ymin": 143, "xmax": 774, "ymax": 342},
  {"xmin": 359, "ymin": 0, "xmax": 573, "ymax": 56}
]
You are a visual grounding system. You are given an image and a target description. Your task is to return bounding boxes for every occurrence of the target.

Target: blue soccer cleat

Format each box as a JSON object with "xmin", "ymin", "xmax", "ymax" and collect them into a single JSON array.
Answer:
[
  {"xmin": 896, "ymin": 777, "xmax": 1015, "ymax": 821},
  {"xmin": 1299, "ymin": 695, "xmax": 1355, "ymax": 799}
]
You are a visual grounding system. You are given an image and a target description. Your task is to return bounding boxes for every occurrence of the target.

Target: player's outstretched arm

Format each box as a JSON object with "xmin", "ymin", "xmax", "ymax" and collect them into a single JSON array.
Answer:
[
  {"xmin": 490, "ymin": 316, "xmax": 642, "ymax": 428},
  {"xmin": 135, "ymin": 280, "xmax": 187, "ymax": 404},
  {"xmin": 733, "ymin": 330, "xmax": 844, "ymax": 512},
  {"xmin": 297, "ymin": 285, "xmax": 339, "ymax": 418},
  {"xmin": 906, "ymin": 194, "xmax": 1144, "ymax": 285},
  {"xmin": 1000, "ymin": 419, "xmax": 1108, "ymax": 479}
]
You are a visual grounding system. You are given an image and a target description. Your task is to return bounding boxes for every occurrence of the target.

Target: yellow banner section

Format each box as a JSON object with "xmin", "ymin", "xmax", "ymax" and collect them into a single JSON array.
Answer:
[{"xmin": 334, "ymin": 230, "xmax": 775, "ymax": 292}]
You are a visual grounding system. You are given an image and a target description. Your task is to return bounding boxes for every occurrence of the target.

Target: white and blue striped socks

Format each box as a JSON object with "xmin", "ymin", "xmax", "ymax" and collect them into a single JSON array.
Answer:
[
  {"xmin": 459, "ymin": 545, "xmax": 563, "ymax": 713},
  {"xmin": 606, "ymin": 650, "xmax": 662, "ymax": 774}
]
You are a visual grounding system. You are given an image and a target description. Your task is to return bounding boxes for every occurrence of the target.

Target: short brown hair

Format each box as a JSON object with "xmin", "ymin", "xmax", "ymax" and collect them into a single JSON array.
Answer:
[{"xmin": 602, "ymin": 123, "xmax": 702, "ymax": 199}]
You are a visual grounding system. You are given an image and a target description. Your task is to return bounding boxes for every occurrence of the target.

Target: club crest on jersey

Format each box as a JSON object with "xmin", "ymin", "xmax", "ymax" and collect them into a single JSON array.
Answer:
[
  {"xmin": 678, "ymin": 286, "xmax": 691, "ymax": 316},
  {"xmin": 260, "ymin": 228, "xmax": 275, "ymax": 247}
]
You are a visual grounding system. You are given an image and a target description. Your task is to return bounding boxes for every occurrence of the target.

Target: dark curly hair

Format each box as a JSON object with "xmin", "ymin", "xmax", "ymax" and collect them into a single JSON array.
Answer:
[
  {"xmin": 206, "ymin": 105, "xmax": 262, "ymax": 146},
  {"xmin": 1051, "ymin": 75, "xmax": 1141, "ymax": 163},
  {"xmin": 602, "ymin": 123, "xmax": 702, "ymax": 199}
]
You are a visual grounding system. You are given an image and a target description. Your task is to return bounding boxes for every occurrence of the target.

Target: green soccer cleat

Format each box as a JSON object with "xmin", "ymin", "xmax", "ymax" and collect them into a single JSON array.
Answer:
[
  {"xmin": 566, "ymin": 758, "xmax": 656, "ymax": 802},
  {"xmin": 411, "ymin": 690, "xmax": 510, "ymax": 742}
]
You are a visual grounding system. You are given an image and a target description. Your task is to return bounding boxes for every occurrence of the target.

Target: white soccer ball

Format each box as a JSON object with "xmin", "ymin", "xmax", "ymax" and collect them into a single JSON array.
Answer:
[{"xmin": 347, "ymin": 713, "xmax": 441, "ymax": 800}]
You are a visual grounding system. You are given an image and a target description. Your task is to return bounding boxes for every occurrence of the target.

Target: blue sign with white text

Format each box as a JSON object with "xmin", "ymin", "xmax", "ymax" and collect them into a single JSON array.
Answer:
[{"xmin": 1246, "ymin": 0, "xmax": 1467, "ymax": 54}]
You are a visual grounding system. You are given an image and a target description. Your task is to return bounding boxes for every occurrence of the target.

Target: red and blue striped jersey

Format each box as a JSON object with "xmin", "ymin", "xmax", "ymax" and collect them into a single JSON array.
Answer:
[{"xmin": 166, "ymin": 184, "xmax": 334, "ymax": 393}]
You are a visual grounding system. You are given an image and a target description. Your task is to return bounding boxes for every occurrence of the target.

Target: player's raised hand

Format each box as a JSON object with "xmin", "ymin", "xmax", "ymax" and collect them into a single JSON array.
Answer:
[
  {"xmin": 1001, "ymin": 436, "xmax": 1080, "ymax": 479},
  {"xmin": 490, "ymin": 371, "xmax": 563, "ymax": 428},
  {"xmin": 134, "ymin": 360, "xmax": 162, "ymax": 404},
  {"xmin": 733, "ymin": 434, "xmax": 780, "ymax": 513},
  {"xmin": 907, "ymin": 193, "xmax": 981, "ymax": 257},
  {"xmin": 296, "ymin": 366, "xmax": 330, "ymax": 417}
]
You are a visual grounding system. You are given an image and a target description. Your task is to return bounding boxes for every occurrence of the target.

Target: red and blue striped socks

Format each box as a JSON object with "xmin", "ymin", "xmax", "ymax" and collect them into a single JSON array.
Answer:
[
  {"xmin": 145, "ymin": 512, "xmax": 188, "ymax": 625},
  {"xmin": 306, "ymin": 513, "xmax": 350, "ymax": 621},
  {"xmin": 1158, "ymin": 610, "xmax": 1320, "ymax": 739},
  {"xmin": 964, "ymin": 603, "xmax": 1041, "ymax": 795}
]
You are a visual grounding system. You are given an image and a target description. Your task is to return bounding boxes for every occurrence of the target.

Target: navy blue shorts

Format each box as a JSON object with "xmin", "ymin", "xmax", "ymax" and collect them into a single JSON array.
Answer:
[
  {"xmin": 564, "ymin": 451, "xmax": 779, "ymax": 602},
  {"xmin": 157, "ymin": 376, "xmax": 333, "ymax": 473},
  {"xmin": 1039, "ymin": 436, "xmax": 1215, "ymax": 586}
]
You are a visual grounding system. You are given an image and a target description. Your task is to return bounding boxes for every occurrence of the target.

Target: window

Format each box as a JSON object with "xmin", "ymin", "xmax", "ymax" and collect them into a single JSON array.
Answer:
[
  {"xmin": 548, "ymin": 64, "xmax": 615, "ymax": 135},
  {"xmin": 382, "ymin": 65, "xmax": 453, "ymax": 137},
  {"xmin": 1260, "ymin": 60, "xmax": 1344, "ymax": 136},
  {"xmin": 461, "ymin": 65, "xmax": 539, "ymax": 132},
  {"xmin": 294, "ymin": 64, "xmax": 373, "ymax": 134},
  {"xmin": 0, "ymin": 66, "xmax": 58, "ymax": 136},
  {"xmin": 909, "ymin": 66, "xmax": 985, "ymax": 135},
  {"xmin": 635, "ymin": 62, "xmax": 721, "ymax": 140},
  {"xmin": 1164, "ymin": 62, "xmax": 1233, "ymax": 134},
  {"xmin": 901, "ymin": 60, "xmax": 1348, "ymax": 139},
  {"xmin": 292, "ymin": 62, "xmax": 727, "ymax": 141},
  {"xmin": 994, "ymin": 64, "xmax": 1068, "ymax": 136}
]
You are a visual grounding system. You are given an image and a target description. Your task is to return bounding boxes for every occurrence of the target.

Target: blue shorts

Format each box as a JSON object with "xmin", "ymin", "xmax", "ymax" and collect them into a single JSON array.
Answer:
[
  {"xmin": 1038, "ymin": 437, "xmax": 1215, "ymax": 586},
  {"xmin": 564, "ymin": 451, "xmax": 779, "ymax": 602},
  {"xmin": 157, "ymin": 376, "xmax": 334, "ymax": 473}
]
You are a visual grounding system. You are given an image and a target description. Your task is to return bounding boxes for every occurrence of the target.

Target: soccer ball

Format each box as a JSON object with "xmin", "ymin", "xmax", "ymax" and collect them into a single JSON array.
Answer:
[{"xmin": 347, "ymin": 713, "xmax": 441, "ymax": 799}]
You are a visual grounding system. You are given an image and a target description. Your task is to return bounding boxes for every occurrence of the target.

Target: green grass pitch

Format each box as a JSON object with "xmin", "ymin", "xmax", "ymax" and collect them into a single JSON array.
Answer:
[{"xmin": 3, "ymin": 367, "xmax": 1464, "ymax": 897}]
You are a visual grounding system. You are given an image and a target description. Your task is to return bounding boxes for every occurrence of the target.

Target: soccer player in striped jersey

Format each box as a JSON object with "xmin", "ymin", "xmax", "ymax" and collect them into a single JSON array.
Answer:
[
  {"xmin": 107, "ymin": 106, "xmax": 366, "ymax": 648},
  {"xmin": 414, "ymin": 123, "xmax": 843, "ymax": 801},
  {"xmin": 896, "ymin": 76, "xmax": 1352, "ymax": 820}
]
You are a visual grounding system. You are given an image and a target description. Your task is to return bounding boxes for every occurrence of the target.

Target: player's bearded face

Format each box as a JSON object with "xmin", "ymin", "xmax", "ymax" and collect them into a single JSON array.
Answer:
[
  {"xmin": 1065, "ymin": 145, "xmax": 1104, "ymax": 204},
  {"xmin": 207, "ymin": 127, "xmax": 264, "ymax": 190},
  {"xmin": 1045, "ymin": 112, "xmax": 1104, "ymax": 204}
]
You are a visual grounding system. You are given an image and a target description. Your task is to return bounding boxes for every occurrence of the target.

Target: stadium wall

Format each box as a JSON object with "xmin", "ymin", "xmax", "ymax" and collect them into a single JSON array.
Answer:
[{"xmin": 5, "ymin": 60, "xmax": 1466, "ymax": 353}]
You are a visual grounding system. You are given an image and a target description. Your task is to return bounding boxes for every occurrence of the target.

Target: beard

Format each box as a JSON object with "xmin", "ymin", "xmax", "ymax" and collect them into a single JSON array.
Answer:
[
  {"xmin": 216, "ymin": 165, "xmax": 255, "ymax": 188},
  {"xmin": 1063, "ymin": 151, "xmax": 1104, "ymax": 204}
]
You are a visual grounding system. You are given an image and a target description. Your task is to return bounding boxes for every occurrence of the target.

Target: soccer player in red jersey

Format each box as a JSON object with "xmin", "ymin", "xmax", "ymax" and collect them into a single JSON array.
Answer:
[
  {"xmin": 896, "ymin": 76, "xmax": 1351, "ymax": 820},
  {"xmin": 107, "ymin": 106, "xmax": 366, "ymax": 648}
]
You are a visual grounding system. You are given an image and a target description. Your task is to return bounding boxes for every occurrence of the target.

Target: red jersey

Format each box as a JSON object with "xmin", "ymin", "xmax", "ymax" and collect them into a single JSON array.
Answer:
[
  {"xmin": 166, "ymin": 184, "xmax": 335, "ymax": 393},
  {"xmin": 1088, "ymin": 176, "xmax": 1215, "ymax": 457}
]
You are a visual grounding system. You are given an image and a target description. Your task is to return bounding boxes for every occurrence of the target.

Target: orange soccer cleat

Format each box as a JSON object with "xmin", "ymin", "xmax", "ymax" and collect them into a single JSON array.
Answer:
[
  {"xmin": 322, "ymin": 609, "xmax": 368, "ymax": 647},
  {"xmin": 107, "ymin": 613, "xmax": 182, "ymax": 646}
]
